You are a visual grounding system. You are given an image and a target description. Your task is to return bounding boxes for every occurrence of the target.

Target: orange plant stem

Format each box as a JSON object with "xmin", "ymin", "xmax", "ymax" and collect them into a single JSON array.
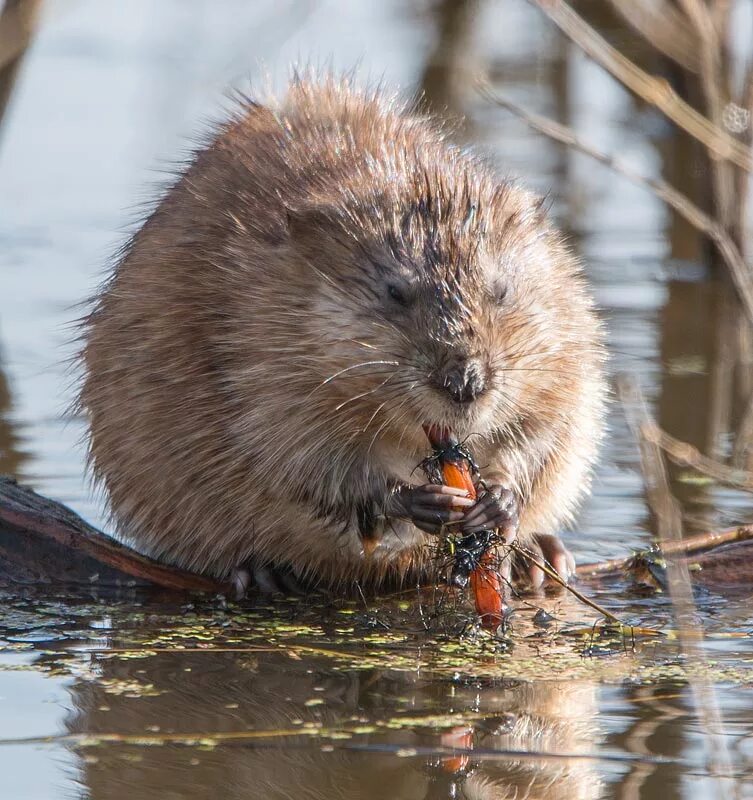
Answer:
[{"xmin": 423, "ymin": 425, "xmax": 506, "ymax": 628}]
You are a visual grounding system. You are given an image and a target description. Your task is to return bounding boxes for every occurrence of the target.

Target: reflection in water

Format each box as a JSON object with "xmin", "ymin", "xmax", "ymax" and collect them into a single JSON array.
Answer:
[
  {"xmin": 54, "ymin": 599, "xmax": 603, "ymax": 800},
  {"xmin": 65, "ymin": 659, "xmax": 600, "ymax": 799},
  {"xmin": 0, "ymin": 356, "xmax": 27, "ymax": 476}
]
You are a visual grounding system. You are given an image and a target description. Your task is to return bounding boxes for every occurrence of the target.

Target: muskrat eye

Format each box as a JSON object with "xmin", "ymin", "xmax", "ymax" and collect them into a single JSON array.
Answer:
[
  {"xmin": 387, "ymin": 283, "xmax": 410, "ymax": 306},
  {"xmin": 495, "ymin": 284, "xmax": 508, "ymax": 304}
]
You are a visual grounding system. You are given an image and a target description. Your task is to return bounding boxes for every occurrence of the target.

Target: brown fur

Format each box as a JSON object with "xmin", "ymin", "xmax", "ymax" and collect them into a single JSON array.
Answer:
[{"xmin": 78, "ymin": 76, "xmax": 607, "ymax": 589}]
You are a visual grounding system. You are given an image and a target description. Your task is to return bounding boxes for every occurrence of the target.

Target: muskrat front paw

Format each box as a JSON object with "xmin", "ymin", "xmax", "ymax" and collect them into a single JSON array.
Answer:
[
  {"xmin": 461, "ymin": 484, "xmax": 519, "ymax": 537},
  {"xmin": 388, "ymin": 483, "xmax": 475, "ymax": 534}
]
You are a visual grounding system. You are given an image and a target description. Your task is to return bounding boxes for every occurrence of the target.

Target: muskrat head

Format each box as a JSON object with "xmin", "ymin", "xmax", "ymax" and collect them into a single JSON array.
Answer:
[{"xmin": 285, "ymin": 175, "xmax": 594, "ymax": 453}]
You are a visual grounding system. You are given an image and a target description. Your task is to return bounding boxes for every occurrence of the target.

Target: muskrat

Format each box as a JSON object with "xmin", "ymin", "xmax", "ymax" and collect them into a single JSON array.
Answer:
[{"xmin": 78, "ymin": 76, "xmax": 606, "ymax": 594}]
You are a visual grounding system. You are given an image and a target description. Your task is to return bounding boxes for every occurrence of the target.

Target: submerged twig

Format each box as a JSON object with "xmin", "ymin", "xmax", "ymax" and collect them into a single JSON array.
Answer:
[
  {"xmin": 509, "ymin": 541, "xmax": 621, "ymax": 624},
  {"xmin": 0, "ymin": 730, "xmax": 665, "ymax": 764}
]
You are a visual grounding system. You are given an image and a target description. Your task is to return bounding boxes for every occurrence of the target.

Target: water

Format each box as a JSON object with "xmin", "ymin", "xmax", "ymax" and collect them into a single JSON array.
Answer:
[{"xmin": 1, "ymin": 1, "xmax": 752, "ymax": 797}]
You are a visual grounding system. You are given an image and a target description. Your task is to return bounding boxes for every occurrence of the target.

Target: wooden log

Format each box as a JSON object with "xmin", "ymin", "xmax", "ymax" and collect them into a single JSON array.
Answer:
[
  {"xmin": 1, "ymin": 474, "xmax": 752, "ymax": 596},
  {"xmin": 0, "ymin": 476, "xmax": 229, "ymax": 593}
]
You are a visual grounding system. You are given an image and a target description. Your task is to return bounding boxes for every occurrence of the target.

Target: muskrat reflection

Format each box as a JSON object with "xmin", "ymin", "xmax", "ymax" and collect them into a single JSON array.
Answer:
[{"xmin": 63, "ymin": 650, "xmax": 601, "ymax": 799}]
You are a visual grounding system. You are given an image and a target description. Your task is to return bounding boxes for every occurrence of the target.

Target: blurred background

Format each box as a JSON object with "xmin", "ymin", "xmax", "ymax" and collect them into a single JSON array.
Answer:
[{"xmin": 1, "ymin": 2, "xmax": 753, "ymax": 797}]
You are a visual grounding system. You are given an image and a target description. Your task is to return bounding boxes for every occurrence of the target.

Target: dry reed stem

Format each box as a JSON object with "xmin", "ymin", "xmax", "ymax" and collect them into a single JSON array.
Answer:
[
  {"xmin": 739, "ymin": 63, "xmax": 753, "ymax": 255},
  {"xmin": 681, "ymin": 0, "xmax": 736, "ymax": 235},
  {"xmin": 530, "ymin": 0, "xmax": 752, "ymax": 172},
  {"xmin": 478, "ymin": 82, "xmax": 753, "ymax": 324},
  {"xmin": 642, "ymin": 421, "xmax": 753, "ymax": 491},
  {"xmin": 606, "ymin": 0, "xmax": 699, "ymax": 74}
]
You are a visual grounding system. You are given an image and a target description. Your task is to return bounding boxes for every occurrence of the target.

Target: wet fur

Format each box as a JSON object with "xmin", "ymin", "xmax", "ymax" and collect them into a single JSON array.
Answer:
[{"xmin": 78, "ymin": 76, "xmax": 607, "ymax": 589}]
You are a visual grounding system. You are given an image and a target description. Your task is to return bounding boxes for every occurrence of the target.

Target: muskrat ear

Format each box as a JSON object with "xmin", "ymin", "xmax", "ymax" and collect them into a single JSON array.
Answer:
[{"xmin": 496, "ymin": 190, "xmax": 551, "ymax": 235}]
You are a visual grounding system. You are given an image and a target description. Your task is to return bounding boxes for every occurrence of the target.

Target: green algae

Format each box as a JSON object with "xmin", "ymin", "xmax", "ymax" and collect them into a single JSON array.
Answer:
[{"xmin": 0, "ymin": 590, "xmax": 750, "ymax": 689}]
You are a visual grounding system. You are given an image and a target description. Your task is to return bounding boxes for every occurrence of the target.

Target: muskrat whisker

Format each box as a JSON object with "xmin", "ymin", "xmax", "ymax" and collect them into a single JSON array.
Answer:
[
  {"xmin": 314, "ymin": 360, "xmax": 400, "ymax": 390},
  {"xmin": 334, "ymin": 373, "xmax": 398, "ymax": 411},
  {"xmin": 368, "ymin": 319, "xmax": 414, "ymax": 346},
  {"xmin": 358, "ymin": 399, "xmax": 392, "ymax": 437},
  {"xmin": 365, "ymin": 395, "xmax": 413, "ymax": 457},
  {"xmin": 396, "ymin": 416, "xmax": 414, "ymax": 452}
]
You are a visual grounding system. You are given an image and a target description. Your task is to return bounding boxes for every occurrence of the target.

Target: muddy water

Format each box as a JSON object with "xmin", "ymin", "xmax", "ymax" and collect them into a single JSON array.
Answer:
[{"xmin": 1, "ymin": 1, "xmax": 753, "ymax": 798}]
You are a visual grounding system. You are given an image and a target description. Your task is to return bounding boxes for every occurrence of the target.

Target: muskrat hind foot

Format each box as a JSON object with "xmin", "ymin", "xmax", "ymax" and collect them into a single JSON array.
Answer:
[
  {"xmin": 229, "ymin": 563, "xmax": 307, "ymax": 598},
  {"xmin": 512, "ymin": 532, "xmax": 576, "ymax": 590}
]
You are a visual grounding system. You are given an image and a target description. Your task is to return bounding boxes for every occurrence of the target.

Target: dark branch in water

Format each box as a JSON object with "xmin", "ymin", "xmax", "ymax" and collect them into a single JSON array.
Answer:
[{"xmin": 0, "ymin": 476, "xmax": 228, "ymax": 593}]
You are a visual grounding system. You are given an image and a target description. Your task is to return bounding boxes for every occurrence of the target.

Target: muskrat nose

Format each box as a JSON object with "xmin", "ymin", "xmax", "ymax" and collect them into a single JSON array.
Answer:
[{"xmin": 440, "ymin": 361, "xmax": 487, "ymax": 404}]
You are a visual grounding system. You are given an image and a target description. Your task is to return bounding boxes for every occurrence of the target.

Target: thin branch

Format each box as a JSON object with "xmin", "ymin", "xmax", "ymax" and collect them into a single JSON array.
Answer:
[
  {"xmin": 642, "ymin": 421, "xmax": 753, "ymax": 492},
  {"xmin": 478, "ymin": 82, "xmax": 753, "ymax": 325},
  {"xmin": 509, "ymin": 541, "xmax": 621, "ymax": 623},
  {"xmin": 530, "ymin": 0, "xmax": 752, "ymax": 172}
]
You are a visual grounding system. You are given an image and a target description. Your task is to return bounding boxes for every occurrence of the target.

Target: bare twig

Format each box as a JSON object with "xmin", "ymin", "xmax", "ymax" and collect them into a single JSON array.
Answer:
[
  {"xmin": 529, "ymin": 0, "xmax": 752, "ymax": 172},
  {"xmin": 478, "ymin": 82, "xmax": 753, "ymax": 324},
  {"xmin": 576, "ymin": 524, "xmax": 753, "ymax": 578},
  {"xmin": 509, "ymin": 541, "xmax": 622, "ymax": 623}
]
